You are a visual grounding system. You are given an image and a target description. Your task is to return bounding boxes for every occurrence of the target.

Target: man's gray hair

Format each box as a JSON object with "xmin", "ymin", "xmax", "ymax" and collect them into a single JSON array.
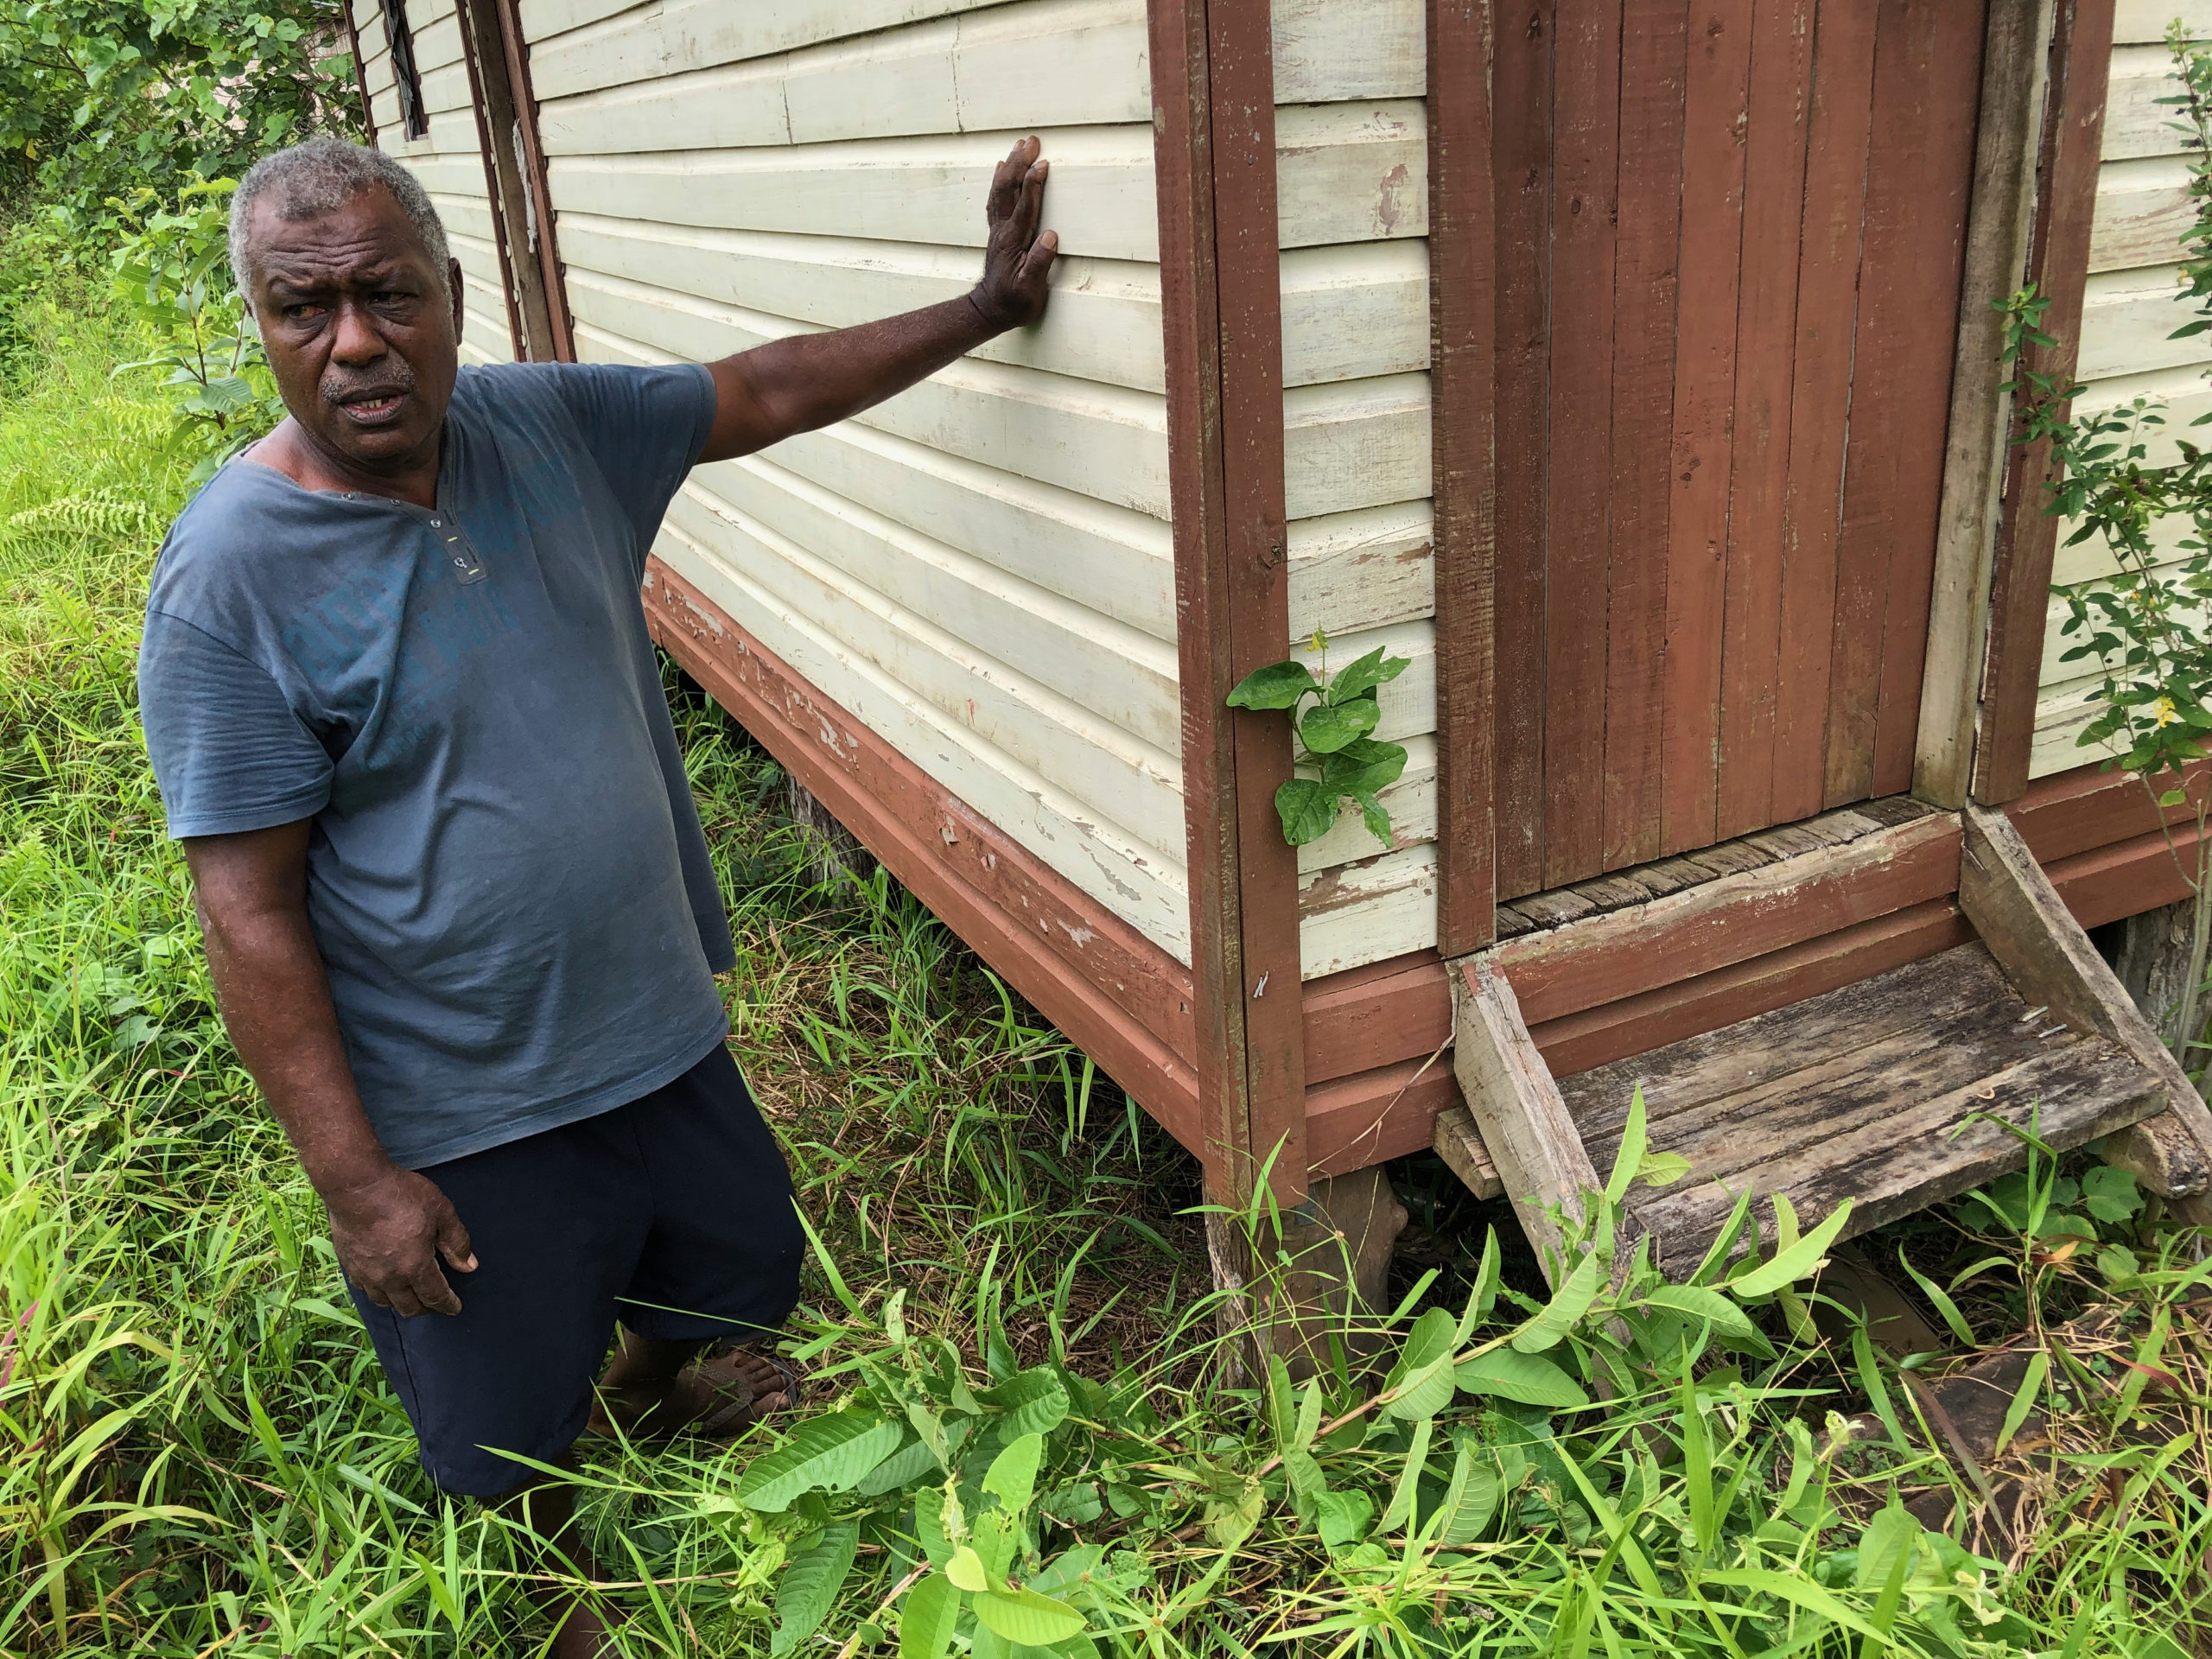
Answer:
[{"xmin": 228, "ymin": 138, "xmax": 453, "ymax": 305}]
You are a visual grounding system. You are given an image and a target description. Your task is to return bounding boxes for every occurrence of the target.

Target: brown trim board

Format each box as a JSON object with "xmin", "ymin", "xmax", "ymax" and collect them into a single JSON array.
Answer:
[
  {"xmin": 642, "ymin": 558, "xmax": 1201, "ymax": 1150},
  {"xmin": 341, "ymin": 0, "xmax": 378, "ymax": 146},
  {"xmin": 486, "ymin": 0, "xmax": 575, "ymax": 361},
  {"xmin": 452, "ymin": 0, "xmax": 525, "ymax": 361},
  {"xmin": 1430, "ymin": 0, "xmax": 1499, "ymax": 957},
  {"xmin": 1974, "ymin": 0, "xmax": 2118, "ymax": 804},
  {"xmin": 1148, "ymin": 0, "xmax": 1308, "ymax": 1206}
]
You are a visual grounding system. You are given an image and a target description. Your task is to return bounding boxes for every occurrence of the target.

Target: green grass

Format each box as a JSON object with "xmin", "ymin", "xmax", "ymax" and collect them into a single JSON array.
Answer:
[{"xmin": 3, "ymin": 263, "xmax": 2211, "ymax": 1659}]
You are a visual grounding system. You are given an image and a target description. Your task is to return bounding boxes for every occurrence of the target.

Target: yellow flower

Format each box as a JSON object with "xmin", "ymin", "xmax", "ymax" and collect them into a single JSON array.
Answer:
[{"xmin": 2153, "ymin": 696, "xmax": 2179, "ymax": 728}]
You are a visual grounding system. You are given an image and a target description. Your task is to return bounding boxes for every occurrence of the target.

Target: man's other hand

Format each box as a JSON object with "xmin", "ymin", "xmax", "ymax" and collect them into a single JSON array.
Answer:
[
  {"xmin": 328, "ymin": 1165, "xmax": 479, "ymax": 1317},
  {"xmin": 970, "ymin": 135, "xmax": 1058, "ymax": 331}
]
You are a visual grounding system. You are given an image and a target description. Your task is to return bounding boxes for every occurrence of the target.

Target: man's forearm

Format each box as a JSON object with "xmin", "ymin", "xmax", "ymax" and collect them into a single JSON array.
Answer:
[
  {"xmin": 700, "ymin": 295, "xmax": 1000, "ymax": 464},
  {"xmin": 197, "ymin": 882, "xmax": 393, "ymax": 1196}
]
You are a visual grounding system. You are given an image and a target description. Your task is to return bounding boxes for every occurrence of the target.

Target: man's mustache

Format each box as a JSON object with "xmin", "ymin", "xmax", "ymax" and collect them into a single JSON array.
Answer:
[{"xmin": 322, "ymin": 361, "xmax": 417, "ymax": 404}]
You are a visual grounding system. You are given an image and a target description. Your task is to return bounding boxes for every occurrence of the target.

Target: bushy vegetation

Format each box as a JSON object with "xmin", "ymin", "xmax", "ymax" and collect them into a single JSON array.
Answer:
[{"xmin": 3, "ymin": 257, "xmax": 2211, "ymax": 1657}]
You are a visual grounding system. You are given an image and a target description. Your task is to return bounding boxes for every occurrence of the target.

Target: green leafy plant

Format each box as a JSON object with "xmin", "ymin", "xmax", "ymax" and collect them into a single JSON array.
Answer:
[
  {"xmin": 1225, "ymin": 629, "xmax": 1412, "ymax": 848},
  {"xmin": 108, "ymin": 181, "xmax": 287, "ymax": 489},
  {"xmin": 1997, "ymin": 22, "xmax": 2212, "ymax": 1077}
]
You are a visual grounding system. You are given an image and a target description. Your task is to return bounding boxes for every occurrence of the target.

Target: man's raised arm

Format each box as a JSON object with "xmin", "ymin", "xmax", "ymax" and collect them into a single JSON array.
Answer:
[
  {"xmin": 696, "ymin": 136, "xmax": 1058, "ymax": 465},
  {"xmin": 185, "ymin": 823, "xmax": 478, "ymax": 1317}
]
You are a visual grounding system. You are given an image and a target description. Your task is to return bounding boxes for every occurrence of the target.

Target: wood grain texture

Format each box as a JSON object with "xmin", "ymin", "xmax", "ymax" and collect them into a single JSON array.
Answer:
[
  {"xmin": 1305, "ymin": 1052, "xmax": 1462, "ymax": 1175},
  {"xmin": 1538, "ymin": 0, "xmax": 1622, "ymax": 889},
  {"xmin": 1961, "ymin": 804, "xmax": 2212, "ymax": 1171},
  {"xmin": 1975, "ymin": 0, "xmax": 2120, "ymax": 803},
  {"xmin": 642, "ymin": 556, "xmax": 1203, "ymax": 1143},
  {"xmin": 1914, "ymin": 0, "xmax": 2053, "ymax": 808},
  {"xmin": 1660, "ymin": 0, "xmax": 1751, "ymax": 855},
  {"xmin": 1601, "ymin": 0, "xmax": 1686, "ymax": 869},
  {"xmin": 1497, "ymin": 810, "xmax": 1964, "ymax": 1023},
  {"xmin": 1433, "ymin": 1104, "xmax": 1505, "ymax": 1197},
  {"xmin": 2007, "ymin": 754, "xmax": 2206, "ymax": 861},
  {"xmin": 1491, "ymin": 0, "xmax": 1554, "ymax": 898},
  {"xmin": 344, "ymin": 0, "xmax": 379, "ymax": 146},
  {"xmin": 1713, "ymin": 0, "xmax": 1813, "ymax": 840},
  {"xmin": 1152, "ymin": 0, "xmax": 1310, "ymax": 1202},
  {"xmin": 1453, "ymin": 957, "xmax": 1615, "ymax": 1281},
  {"xmin": 1564, "ymin": 942, "xmax": 2165, "ymax": 1273},
  {"xmin": 492, "ymin": 0, "xmax": 576, "ymax": 359},
  {"xmin": 1297, "ymin": 842, "xmax": 1438, "ymax": 975},
  {"xmin": 1430, "ymin": 0, "xmax": 1500, "ymax": 957},
  {"xmin": 1825, "ymin": 0, "xmax": 1987, "ymax": 808}
]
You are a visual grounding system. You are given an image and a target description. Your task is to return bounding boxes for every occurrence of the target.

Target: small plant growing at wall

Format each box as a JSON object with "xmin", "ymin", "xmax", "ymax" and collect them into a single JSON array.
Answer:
[
  {"xmin": 1997, "ymin": 20, "xmax": 2212, "ymax": 1075},
  {"xmin": 1227, "ymin": 630, "xmax": 1411, "ymax": 849}
]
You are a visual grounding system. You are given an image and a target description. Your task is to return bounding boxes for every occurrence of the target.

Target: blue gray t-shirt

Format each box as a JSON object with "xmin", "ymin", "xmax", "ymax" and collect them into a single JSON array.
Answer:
[{"xmin": 137, "ymin": 360, "xmax": 734, "ymax": 1169}]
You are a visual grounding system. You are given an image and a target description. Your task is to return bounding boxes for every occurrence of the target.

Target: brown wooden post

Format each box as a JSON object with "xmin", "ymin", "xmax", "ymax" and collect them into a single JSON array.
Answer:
[
  {"xmin": 1915, "ymin": 0, "xmax": 2057, "ymax": 808},
  {"xmin": 455, "ymin": 0, "xmax": 559, "ymax": 361},
  {"xmin": 1147, "ymin": 0, "xmax": 1308, "ymax": 1211},
  {"xmin": 1431, "ymin": 0, "xmax": 1500, "ymax": 958},
  {"xmin": 1973, "ymin": 0, "xmax": 2118, "ymax": 804},
  {"xmin": 485, "ymin": 0, "xmax": 575, "ymax": 362},
  {"xmin": 340, "ymin": 0, "xmax": 378, "ymax": 146}
]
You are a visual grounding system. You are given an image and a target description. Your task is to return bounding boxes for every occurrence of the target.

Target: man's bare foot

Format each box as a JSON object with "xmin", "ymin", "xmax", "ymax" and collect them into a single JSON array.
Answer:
[{"xmin": 590, "ymin": 1335, "xmax": 795, "ymax": 1439}]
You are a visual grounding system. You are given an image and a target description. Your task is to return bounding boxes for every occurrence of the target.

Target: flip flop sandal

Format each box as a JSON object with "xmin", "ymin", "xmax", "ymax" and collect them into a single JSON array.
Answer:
[{"xmin": 586, "ymin": 1344, "xmax": 801, "ymax": 1441}]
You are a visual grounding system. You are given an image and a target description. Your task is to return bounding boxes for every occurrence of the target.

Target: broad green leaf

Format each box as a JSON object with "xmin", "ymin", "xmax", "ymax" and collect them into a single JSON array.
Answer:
[
  {"xmin": 1639, "ymin": 1150, "xmax": 1693, "ymax": 1187},
  {"xmin": 1266, "ymin": 1352, "xmax": 1296, "ymax": 1451},
  {"xmin": 1292, "ymin": 1377, "xmax": 1323, "ymax": 1453},
  {"xmin": 1511, "ymin": 1250, "xmax": 1599, "ymax": 1352},
  {"xmin": 1325, "ymin": 647, "xmax": 1410, "ymax": 704},
  {"xmin": 1853, "ymin": 1503, "xmax": 1923, "ymax": 1592},
  {"xmin": 736, "ymin": 1412, "xmax": 906, "ymax": 1513},
  {"xmin": 1319, "ymin": 737, "xmax": 1409, "ymax": 795},
  {"xmin": 974, "ymin": 1586, "xmax": 1089, "ymax": 1647},
  {"xmin": 1605, "ymin": 1086, "xmax": 1649, "ymax": 1204},
  {"xmin": 971, "ymin": 1507, "xmax": 1020, "ymax": 1580},
  {"xmin": 1379, "ymin": 1416, "xmax": 1433, "ymax": 1531},
  {"xmin": 945, "ymin": 1545, "xmax": 992, "ymax": 1593},
  {"xmin": 1353, "ymin": 789, "xmax": 1393, "ymax": 846},
  {"xmin": 1314, "ymin": 1488, "xmax": 1373, "ymax": 1549},
  {"xmin": 1382, "ymin": 1306, "xmax": 1461, "ymax": 1421},
  {"xmin": 1639, "ymin": 1284, "xmax": 1770, "ymax": 1351},
  {"xmin": 770, "ymin": 1521, "xmax": 857, "ymax": 1656},
  {"xmin": 914, "ymin": 1487, "xmax": 953, "ymax": 1567},
  {"xmin": 1300, "ymin": 696, "xmax": 1381, "ymax": 754},
  {"xmin": 1454, "ymin": 1348, "xmax": 1591, "ymax": 1410},
  {"xmin": 1274, "ymin": 778, "xmax": 1341, "ymax": 845},
  {"xmin": 982, "ymin": 1433, "xmax": 1045, "ymax": 1512},
  {"xmin": 899, "ymin": 1573, "xmax": 963, "ymax": 1659},
  {"xmin": 855, "ymin": 1434, "xmax": 941, "ymax": 1497},
  {"xmin": 1729, "ymin": 1199, "xmax": 1853, "ymax": 1299},
  {"xmin": 1226, "ymin": 659, "xmax": 1317, "ymax": 709},
  {"xmin": 982, "ymin": 1368, "xmax": 1070, "ymax": 1439},
  {"xmin": 1458, "ymin": 1229, "xmax": 1503, "ymax": 1341},
  {"xmin": 1436, "ymin": 1441, "xmax": 1500, "ymax": 1545},
  {"xmin": 1282, "ymin": 1448, "xmax": 1326, "ymax": 1523}
]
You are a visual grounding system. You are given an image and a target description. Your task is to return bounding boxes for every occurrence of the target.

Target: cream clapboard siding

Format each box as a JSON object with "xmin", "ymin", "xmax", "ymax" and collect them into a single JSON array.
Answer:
[
  {"xmin": 355, "ymin": 0, "xmax": 518, "ymax": 366},
  {"xmin": 2036, "ymin": 1, "xmax": 2212, "ymax": 773},
  {"xmin": 523, "ymin": 0, "xmax": 1194, "ymax": 959},
  {"xmin": 1278, "ymin": 0, "xmax": 1436, "ymax": 980}
]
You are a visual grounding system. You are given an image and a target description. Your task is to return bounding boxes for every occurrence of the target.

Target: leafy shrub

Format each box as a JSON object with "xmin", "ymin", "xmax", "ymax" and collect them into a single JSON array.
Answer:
[{"xmin": 108, "ymin": 180, "xmax": 288, "ymax": 488}]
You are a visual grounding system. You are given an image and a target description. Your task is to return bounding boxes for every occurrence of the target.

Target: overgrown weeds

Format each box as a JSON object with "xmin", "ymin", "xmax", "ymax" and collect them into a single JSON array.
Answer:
[{"xmin": 2, "ymin": 264, "xmax": 2210, "ymax": 1658}]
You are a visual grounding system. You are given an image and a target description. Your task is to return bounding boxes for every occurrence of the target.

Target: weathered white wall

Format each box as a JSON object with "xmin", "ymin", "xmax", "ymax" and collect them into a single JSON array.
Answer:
[
  {"xmin": 2037, "ymin": 1, "xmax": 2212, "ymax": 774},
  {"xmin": 1275, "ymin": 0, "xmax": 1437, "ymax": 979},
  {"xmin": 518, "ymin": 0, "xmax": 1194, "ymax": 958},
  {"xmin": 356, "ymin": 0, "xmax": 518, "ymax": 365}
]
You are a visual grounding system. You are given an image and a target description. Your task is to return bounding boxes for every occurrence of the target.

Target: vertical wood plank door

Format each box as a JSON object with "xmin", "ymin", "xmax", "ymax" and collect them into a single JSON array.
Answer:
[{"xmin": 1484, "ymin": 0, "xmax": 1987, "ymax": 897}]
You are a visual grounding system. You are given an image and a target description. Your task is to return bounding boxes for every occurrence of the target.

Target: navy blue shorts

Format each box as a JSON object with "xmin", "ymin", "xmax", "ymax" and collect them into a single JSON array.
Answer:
[{"xmin": 347, "ymin": 1043, "xmax": 803, "ymax": 1497}]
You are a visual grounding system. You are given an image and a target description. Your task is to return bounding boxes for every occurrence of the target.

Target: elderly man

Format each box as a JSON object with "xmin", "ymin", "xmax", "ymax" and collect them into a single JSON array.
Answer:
[{"xmin": 137, "ymin": 136, "xmax": 1053, "ymax": 1652}]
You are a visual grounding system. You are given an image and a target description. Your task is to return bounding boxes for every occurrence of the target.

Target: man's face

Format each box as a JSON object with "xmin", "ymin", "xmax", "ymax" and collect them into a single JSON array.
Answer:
[{"xmin": 245, "ymin": 185, "xmax": 465, "ymax": 477}]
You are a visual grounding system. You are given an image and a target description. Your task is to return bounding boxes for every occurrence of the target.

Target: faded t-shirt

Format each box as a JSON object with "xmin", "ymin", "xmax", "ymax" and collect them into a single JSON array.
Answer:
[{"xmin": 137, "ymin": 360, "xmax": 734, "ymax": 1168}]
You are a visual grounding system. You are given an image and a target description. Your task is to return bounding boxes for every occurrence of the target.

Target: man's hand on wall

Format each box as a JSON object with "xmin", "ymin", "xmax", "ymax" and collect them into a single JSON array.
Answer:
[{"xmin": 969, "ymin": 135, "xmax": 1058, "ymax": 332}]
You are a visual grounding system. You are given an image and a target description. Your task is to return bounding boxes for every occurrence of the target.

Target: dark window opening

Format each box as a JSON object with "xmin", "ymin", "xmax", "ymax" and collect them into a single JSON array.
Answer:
[{"xmin": 381, "ymin": 0, "xmax": 429, "ymax": 139}]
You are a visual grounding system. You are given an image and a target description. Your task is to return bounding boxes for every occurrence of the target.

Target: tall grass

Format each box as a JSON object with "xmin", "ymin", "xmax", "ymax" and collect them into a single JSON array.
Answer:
[{"xmin": 2, "ymin": 270, "xmax": 2209, "ymax": 1657}]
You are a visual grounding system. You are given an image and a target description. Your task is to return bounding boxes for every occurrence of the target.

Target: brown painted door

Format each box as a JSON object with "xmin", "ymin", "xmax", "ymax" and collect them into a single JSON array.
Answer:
[{"xmin": 1488, "ymin": 0, "xmax": 1988, "ymax": 898}]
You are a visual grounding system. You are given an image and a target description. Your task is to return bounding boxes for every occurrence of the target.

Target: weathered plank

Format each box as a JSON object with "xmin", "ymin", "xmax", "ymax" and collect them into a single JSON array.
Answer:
[
  {"xmin": 1914, "ymin": 0, "xmax": 2052, "ymax": 809},
  {"xmin": 1433, "ymin": 1105, "xmax": 1505, "ymax": 1198},
  {"xmin": 1497, "ymin": 810, "xmax": 1965, "ymax": 1024},
  {"xmin": 1274, "ymin": 100, "xmax": 1431, "ymax": 246},
  {"xmin": 1960, "ymin": 802, "xmax": 2212, "ymax": 1158},
  {"xmin": 1296, "ymin": 734, "xmax": 1438, "ymax": 873},
  {"xmin": 1714, "ymin": 0, "xmax": 1814, "ymax": 840},
  {"xmin": 1601, "ymin": 0, "xmax": 1686, "ymax": 870},
  {"xmin": 1540, "ymin": 0, "xmax": 1622, "ymax": 888},
  {"xmin": 1281, "ymin": 373, "xmax": 1432, "ymax": 518},
  {"xmin": 1299, "ymin": 843, "xmax": 1438, "ymax": 976},
  {"xmin": 1452, "ymin": 957, "xmax": 1613, "ymax": 1281},
  {"xmin": 1286, "ymin": 501, "xmax": 1434, "ymax": 639},
  {"xmin": 1274, "ymin": 0, "xmax": 1426, "ymax": 101},
  {"xmin": 1660, "ymin": 0, "xmax": 1751, "ymax": 855}
]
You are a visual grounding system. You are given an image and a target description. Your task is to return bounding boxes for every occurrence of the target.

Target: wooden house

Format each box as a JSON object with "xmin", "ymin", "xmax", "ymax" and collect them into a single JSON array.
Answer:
[{"xmin": 343, "ymin": 0, "xmax": 2212, "ymax": 1283}]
